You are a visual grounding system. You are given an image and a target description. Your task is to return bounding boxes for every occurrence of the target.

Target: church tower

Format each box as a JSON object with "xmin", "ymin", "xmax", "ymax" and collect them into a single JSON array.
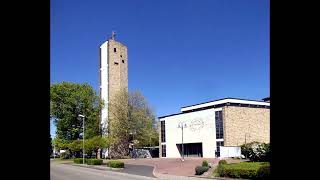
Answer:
[{"xmin": 99, "ymin": 32, "xmax": 128, "ymax": 135}]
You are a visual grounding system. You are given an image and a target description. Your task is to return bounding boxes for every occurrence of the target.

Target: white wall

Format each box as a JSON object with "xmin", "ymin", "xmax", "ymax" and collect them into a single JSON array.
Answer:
[
  {"xmin": 160, "ymin": 109, "xmax": 216, "ymax": 158},
  {"xmin": 100, "ymin": 41, "xmax": 109, "ymax": 133}
]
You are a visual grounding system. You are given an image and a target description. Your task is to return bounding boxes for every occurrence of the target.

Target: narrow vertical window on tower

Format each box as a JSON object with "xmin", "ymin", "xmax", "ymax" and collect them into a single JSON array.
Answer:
[
  {"xmin": 122, "ymin": 60, "xmax": 125, "ymax": 63},
  {"xmin": 161, "ymin": 121, "xmax": 166, "ymax": 142},
  {"xmin": 161, "ymin": 145, "xmax": 166, "ymax": 157},
  {"xmin": 215, "ymin": 111, "xmax": 224, "ymax": 139},
  {"xmin": 114, "ymin": 48, "xmax": 116, "ymax": 52}
]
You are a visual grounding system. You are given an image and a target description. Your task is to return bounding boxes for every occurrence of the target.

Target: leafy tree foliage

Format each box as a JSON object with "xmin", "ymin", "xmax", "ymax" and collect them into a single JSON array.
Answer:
[
  {"xmin": 84, "ymin": 136, "xmax": 112, "ymax": 158},
  {"xmin": 241, "ymin": 142, "xmax": 270, "ymax": 162},
  {"xmin": 50, "ymin": 82, "xmax": 103, "ymax": 141},
  {"xmin": 108, "ymin": 89, "xmax": 159, "ymax": 158}
]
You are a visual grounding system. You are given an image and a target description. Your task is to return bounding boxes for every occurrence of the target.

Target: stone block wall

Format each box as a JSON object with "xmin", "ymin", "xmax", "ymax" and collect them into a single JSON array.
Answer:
[{"xmin": 223, "ymin": 106, "xmax": 270, "ymax": 146}]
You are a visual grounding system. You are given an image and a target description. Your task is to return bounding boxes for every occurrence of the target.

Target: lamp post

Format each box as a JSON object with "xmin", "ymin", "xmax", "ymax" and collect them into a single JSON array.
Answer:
[
  {"xmin": 78, "ymin": 114, "xmax": 85, "ymax": 164},
  {"xmin": 53, "ymin": 142, "xmax": 55, "ymax": 160},
  {"xmin": 178, "ymin": 122, "xmax": 187, "ymax": 161}
]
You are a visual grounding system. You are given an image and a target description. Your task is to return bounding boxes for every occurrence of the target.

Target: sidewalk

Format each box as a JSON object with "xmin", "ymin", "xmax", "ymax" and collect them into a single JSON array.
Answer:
[
  {"xmin": 118, "ymin": 158, "xmax": 220, "ymax": 177},
  {"xmin": 53, "ymin": 158, "xmax": 243, "ymax": 179}
]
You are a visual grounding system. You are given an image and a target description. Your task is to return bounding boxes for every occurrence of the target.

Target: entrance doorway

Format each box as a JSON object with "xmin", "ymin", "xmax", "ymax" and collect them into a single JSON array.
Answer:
[{"xmin": 176, "ymin": 143, "xmax": 203, "ymax": 157}]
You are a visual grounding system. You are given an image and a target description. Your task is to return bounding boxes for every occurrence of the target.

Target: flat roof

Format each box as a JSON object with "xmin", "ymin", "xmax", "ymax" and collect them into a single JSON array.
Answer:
[
  {"xmin": 181, "ymin": 97, "xmax": 270, "ymax": 112},
  {"xmin": 158, "ymin": 112, "xmax": 183, "ymax": 119},
  {"xmin": 158, "ymin": 97, "xmax": 270, "ymax": 119}
]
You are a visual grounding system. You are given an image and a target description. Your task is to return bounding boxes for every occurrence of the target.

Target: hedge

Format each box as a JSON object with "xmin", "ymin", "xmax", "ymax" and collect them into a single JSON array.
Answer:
[
  {"xmin": 217, "ymin": 162, "xmax": 270, "ymax": 179},
  {"xmin": 195, "ymin": 166, "xmax": 209, "ymax": 175},
  {"xmin": 74, "ymin": 158, "xmax": 87, "ymax": 164},
  {"xmin": 223, "ymin": 167, "xmax": 257, "ymax": 178},
  {"xmin": 106, "ymin": 160, "xmax": 124, "ymax": 168},
  {"xmin": 87, "ymin": 159, "xmax": 103, "ymax": 165},
  {"xmin": 73, "ymin": 158, "xmax": 103, "ymax": 165}
]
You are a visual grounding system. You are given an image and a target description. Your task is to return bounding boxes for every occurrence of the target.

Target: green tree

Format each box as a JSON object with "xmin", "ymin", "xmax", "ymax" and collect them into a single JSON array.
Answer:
[
  {"xmin": 128, "ymin": 91, "xmax": 158, "ymax": 148},
  {"xmin": 68, "ymin": 139, "xmax": 82, "ymax": 158},
  {"xmin": 85, "ymin": 136, "xmax": 111, "ymax": 158},
  {"xmin": 52, "ymin": 137, "xmax": 70, "ymax": 150},
  {"xmin": 50, "ymin": 82, "xmax": 103, "ymax": 142},
  {"xmin": 108, "ymin": 89, "xmax": 159, "ymax": 158},
  {"xmin": 108, "ymin": 89, "xmax": 130, "ymax": 158}
]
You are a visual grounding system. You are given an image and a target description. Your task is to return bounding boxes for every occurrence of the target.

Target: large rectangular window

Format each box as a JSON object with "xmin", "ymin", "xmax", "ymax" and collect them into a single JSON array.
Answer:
[
  {"xmin": 215, "ymin": 111, "xmax": 224, "ymax": 139},
  {"xmin": 161, "ymin": 121, "xmax": 166, "ymax": 142},
  {"xmin": 161, "ymin": 145, "xmax": 166, "ymax": 157}
]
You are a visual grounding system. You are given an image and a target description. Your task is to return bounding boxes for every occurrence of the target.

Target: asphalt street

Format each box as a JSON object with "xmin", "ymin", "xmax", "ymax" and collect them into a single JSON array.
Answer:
[{"xmin": 50, "ymin": 162, "xmax": 156, "ymax": 180}]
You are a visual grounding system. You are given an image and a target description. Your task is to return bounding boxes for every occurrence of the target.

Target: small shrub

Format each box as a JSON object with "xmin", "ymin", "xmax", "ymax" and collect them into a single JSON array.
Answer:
[
  {"xmin": 202, "ymin": 160, "xmax": 209, "ymax": 167},
  {"xmin": 217, "ymin": 164, "xmax": 226, "ymax": 176},
  {"xmin": 219, "ymin": 160, "xmax": 227, "ymax": 165},
  {"xmin": 87, "ymin": 159, "xmax": 103, "ymax": 165},
  {"xmin": 107, "ymin": 160, "xmax": 124, "ymax": 168},
  {"xmin": 195, "ymin": 166, "xmax": 209, "ymax": 175}
]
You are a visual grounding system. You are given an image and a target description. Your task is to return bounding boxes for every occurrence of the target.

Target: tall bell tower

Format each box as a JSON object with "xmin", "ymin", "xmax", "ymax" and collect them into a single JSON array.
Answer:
[{"xmin": 99, "ymin": 32, "xmax": 128, "ymax": 135}]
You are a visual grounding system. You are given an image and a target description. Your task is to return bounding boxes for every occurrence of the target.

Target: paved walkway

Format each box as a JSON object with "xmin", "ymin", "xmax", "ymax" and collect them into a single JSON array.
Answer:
[
  {"xmin": 114, "ymin": 158, "xmax": 221, "ymax": 177},
  {"xmin": 52, "ymin": 158, "xmax": 244, "ymax": 179}
]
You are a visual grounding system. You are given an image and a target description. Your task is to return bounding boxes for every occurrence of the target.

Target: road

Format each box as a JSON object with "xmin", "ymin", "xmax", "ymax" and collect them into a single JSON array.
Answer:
[{"xmin": 51, "ymin": 162, "xmax": 157, "ymax": 180}]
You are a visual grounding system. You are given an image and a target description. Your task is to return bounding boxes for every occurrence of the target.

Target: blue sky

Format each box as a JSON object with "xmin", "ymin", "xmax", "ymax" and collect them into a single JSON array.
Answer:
[{"xmin": 50, "ymin": 0, "xmax": 269, "ymax": 137}]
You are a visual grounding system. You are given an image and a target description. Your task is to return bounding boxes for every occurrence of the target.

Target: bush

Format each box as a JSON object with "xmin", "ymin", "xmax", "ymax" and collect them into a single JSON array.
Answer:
[
  {"xmin": 202, "ymin": 160, "xmax": 209, "ymax": 167},
  {"xmin": 224, "ymin": 168, "xmax": 257, "ymax": 179},
  {"xmin": 218, "ymin": 160, "xmax": 227, "ymax": 165},
  {"xmin": 74, "ymin": 158, "xmax": 85, "ymax": 164},
  {"xmin": 87, "ymin": 159, "xmax": 103, "ymax": 165},
  {"xmin": 195, "ymin": 166, "xmax": 209, "ymax": 175},
  {"xmin": 217, "ymin": 164, "xmax": 225, "ymax": 177},
  {"xmin": 241, "ymin": 142, "xmax": 270, "ymax": 162},
  {"xmin": 106, "ymin": 160, "xmax": 124, "ymax": 168},
  {"xmin": 217, "ymin": 162, "xmax": 270, "ymax": 179}
]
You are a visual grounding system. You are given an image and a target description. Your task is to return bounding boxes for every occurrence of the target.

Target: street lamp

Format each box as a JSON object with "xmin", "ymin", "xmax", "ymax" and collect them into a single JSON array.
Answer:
[
  {"xmin": 178, "ymin": 122, "xmax": 187, "ymax": 161},
  {"xmin": 78, "ymin": 114, "xmax": 85, "ymax": 164},
  {"xmin": 53, "ymin": 141, "xmax": 56, "ymax": 160}
]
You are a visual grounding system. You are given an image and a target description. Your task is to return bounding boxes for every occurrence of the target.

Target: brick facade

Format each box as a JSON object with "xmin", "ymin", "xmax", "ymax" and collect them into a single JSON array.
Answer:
[
  {"xmin": 107, "ymin": 39, "xmax": 128, "ymax": 106},
  {"xmin": 223, "ymin": 106, "xmax": 270, "ymax": 146}
]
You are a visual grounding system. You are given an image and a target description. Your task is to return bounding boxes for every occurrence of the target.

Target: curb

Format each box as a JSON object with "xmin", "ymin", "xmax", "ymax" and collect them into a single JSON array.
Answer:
[{"xmin": 70, "ymin": 163, "xmax": 124, "ymax": 171}]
